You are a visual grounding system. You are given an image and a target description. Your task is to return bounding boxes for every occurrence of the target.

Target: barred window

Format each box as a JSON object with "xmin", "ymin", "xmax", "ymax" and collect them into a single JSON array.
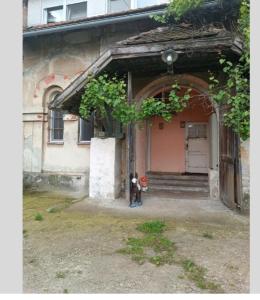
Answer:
[
  {"xmin": 79, "ymin": 116, "xmax": 94, "ymax": 143},
  {"xmin": 50, "ymin": 110, "xmax": 64, "ymax": 142}
]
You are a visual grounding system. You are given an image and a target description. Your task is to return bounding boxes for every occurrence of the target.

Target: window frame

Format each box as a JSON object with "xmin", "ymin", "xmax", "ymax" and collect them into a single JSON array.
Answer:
[
  {"xmin": 78, "ymin": 117, "xmax": 94, "ymax": 144},
  {"xmin": 107, "ymin": 0, "xmax": 131, "ymax": 14},
  {"xmin": 66, "ymin": 1, "xmax": 88, "ymax": 21},
  {"xmin": 44, "ymin": 5, "xmax": 64, "ymax": 24},
  {"xmin": 135, "ymin": 0, "xmax": 160, "ymax": 9},
  {"xmin": 49, "ymin": 109, "xmax": 65, "ymax": 144},
  {"xmin": 47, "ymin": 91, "xmax": 64, "ymax": 144}
]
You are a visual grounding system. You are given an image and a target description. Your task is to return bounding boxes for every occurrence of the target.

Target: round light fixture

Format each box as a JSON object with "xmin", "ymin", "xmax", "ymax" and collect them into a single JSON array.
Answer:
[{"xmin": 161, "ymin": 49, "xmax": 178, "ymax": 66}]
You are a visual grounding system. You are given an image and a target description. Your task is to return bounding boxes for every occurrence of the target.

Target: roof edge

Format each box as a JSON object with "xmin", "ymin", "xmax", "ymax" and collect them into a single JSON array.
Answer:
[{"xmin": 23, "ymin": 5, "xmax": 167, "ymax": 38}]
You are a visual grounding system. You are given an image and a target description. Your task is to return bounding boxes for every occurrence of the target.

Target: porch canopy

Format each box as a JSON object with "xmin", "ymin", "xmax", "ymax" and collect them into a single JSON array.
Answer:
[{"xmin": 49, "ymin": 24, "xmax": 242, "ymax": 113}]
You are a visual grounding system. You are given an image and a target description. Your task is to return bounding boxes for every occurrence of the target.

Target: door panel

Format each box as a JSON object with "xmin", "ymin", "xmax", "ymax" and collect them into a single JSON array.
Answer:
[
  {"xmin": 219, "ymin": 106, "xmax": 242, "ymax": 209},
  {"xmin": 186, "ymin": 123, "xmax": 208, "ymax": 173}
]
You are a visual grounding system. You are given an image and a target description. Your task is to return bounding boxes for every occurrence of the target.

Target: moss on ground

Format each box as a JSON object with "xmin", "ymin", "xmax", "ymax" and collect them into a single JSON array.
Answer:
[{"xmin": 23, "ymin": 192, "xmax": 142, "ymax": 235}]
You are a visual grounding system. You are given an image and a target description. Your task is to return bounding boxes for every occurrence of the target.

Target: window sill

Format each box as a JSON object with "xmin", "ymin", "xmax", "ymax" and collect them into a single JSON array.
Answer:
[
  {"xmin": 48, "ymin": 141, "xmax": 64, "ymax": 145},
  {"xmin": 78, "ymin": 141, "xmax": 91, "ymax": 145}
]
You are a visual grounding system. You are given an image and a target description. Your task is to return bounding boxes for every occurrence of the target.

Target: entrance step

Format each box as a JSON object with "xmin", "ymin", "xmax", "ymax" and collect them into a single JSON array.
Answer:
[
  {"xmin": 147, "ymin": 172, "xmax": 208, "ymax": 181},
  {"xmin": 146, "ymin": 172, "xmax": 209, "ymax": 196}
]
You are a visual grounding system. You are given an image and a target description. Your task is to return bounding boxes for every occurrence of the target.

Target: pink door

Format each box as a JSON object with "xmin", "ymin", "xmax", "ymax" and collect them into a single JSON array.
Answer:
[{"xmin": 150, "ymin": 116, "xmax": 186, "ymax": 173}]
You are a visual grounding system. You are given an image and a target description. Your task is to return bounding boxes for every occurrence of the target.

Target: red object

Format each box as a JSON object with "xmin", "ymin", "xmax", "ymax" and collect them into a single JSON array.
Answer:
[{"xmin": 140, "ymin": 176, "xmax": 148, "ymax": 187}]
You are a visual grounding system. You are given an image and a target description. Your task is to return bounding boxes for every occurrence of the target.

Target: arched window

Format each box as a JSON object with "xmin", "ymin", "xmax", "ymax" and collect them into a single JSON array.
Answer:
[{"xmin": 48, "ymin": 92, "xmax": 64, "ymax": 143}]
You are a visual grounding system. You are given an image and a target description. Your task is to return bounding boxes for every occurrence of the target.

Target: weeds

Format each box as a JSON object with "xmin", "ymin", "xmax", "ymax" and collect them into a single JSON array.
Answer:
[
  {"xmin": 56, "ymin": 271, "xmax": 66, "ymax": 279},
  {"xmin": 23, "ymin": 229, "xmax": 28, "ymax": 238},
  {"xmin": 202, "ymin": 232, "xmax": 214, "ymax": 239},
  {"xmin": 34, "ymin": 213, "xmax": 43, "ymax": 221},
  {"xmin": 46, "ymin": 202, "xmax": 71, "ymax": 213},
  {"xmin": 182, "ymin": 259, "xmax": 221, "ymax": 292},
  {"xmin": 46, "ymin": 207, "xmax": 61, "ymax": 213},
  {"xmin": 137, "ymin": 220, "xmax": 166, "ymax": 234},
  {"xmin": 117, "ymin": 220, "xmax": 222, "ymax": 291},
  {"xmin": 117, "ymin": 220, "xmax": 175, "ymax": 266}
]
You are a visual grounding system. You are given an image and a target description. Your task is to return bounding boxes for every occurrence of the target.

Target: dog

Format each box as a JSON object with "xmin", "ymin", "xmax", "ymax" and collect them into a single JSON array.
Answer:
[{"xmin": 129, "ymin": 172, "xmax": 142, "ymax": 208}]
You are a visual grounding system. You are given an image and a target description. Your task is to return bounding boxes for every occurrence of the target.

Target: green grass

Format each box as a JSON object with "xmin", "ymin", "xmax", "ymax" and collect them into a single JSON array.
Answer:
[
  {"xmin": 182, "ymin": 259, "xmax": 221, "ymax": 292},
  {"xmin": 117, "ymin": 220, "xmax": 175, "ymax": 266},
  {"xmin": 202, "ymin": 232, "xmax": 214, "ymax": 239},
  {"xmin": 34, "ymin": 213, "xmax": 44, "ymax": 221},
  {"xmin": 137, "ymin": 220, "xmax": 166, "ymax": 234},
  {"xmin": 56, "ymin": 271, "xmax": 66, "ymax": 279},
  {"xmin": 117, "ymin": 220, "xmax": 222, "ymax": 291},
  {"xmin": 46, "ymin": 206, "xmax": 61, "ymax": 213},
  {"xmin": 23, "ymin": 229, "xmax": 28, "ymax": 238}
]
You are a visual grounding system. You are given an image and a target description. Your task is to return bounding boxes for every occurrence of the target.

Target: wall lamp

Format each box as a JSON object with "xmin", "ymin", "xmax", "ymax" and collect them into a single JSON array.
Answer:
[{"xmin": 161, "ymin": 49, "xmax": 179, "ymax": 66}]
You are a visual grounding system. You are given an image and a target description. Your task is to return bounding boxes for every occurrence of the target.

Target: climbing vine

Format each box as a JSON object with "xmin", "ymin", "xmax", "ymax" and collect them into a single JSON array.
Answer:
[
  {"xmin": 80, "ymin": 1, "xmax": 250, "ymax": 140},
  {"xmin": 153, "ymin": 0, "xmax": 250, "ymax": 140},
  {"xmin": 80, "ymin": 75, "xmax": 191, "ymax": 129},
  {"xmin": 79, "ymin": 74, "xmax": 138, "ymax": 126},
  {"xmin": 152, "ymin": 0, "xmax": 204, "ymax": 23}
]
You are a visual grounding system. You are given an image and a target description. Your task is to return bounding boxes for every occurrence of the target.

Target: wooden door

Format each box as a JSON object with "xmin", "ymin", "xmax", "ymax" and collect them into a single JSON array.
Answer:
[
  {"xmin": 219, "ymin": 107, "xmax": 242, "ymax": 209},
  {"xmin": 185, "ymin": 123, "xmax": 209, "ymax": 174}
]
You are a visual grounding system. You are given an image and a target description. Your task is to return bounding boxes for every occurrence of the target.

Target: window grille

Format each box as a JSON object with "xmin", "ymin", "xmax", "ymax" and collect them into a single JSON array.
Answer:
[{"xmin": 50, "ymin": 110, "xmax": 64, "ymax": 142}]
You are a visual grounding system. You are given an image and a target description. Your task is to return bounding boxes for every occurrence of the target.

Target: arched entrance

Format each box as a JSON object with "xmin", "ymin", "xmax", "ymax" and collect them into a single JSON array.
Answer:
[{"xmin": 134, "ymin": 75, "xmax": 219, "ymax": 199}]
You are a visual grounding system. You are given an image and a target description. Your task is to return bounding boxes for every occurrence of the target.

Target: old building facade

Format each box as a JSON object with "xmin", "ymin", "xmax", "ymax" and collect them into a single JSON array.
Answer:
[{"xmin": 23, "ymin": 0, "xmax": 249, "ymax": 212}]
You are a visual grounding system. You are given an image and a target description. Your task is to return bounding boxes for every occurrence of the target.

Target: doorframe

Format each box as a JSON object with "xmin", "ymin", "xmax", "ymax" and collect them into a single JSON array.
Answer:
[
  {"xmin": 135, "ymin": 75, "xmax": 223, "ymax": 201},
  {"xmin": 185, "ymin": 122, "xmax": 209, "ymax": 174}
]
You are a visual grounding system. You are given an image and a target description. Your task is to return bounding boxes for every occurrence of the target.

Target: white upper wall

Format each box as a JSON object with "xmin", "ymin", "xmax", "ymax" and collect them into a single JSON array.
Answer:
[{"xmin": 27, "ymin": 0, "xmax": 169, "ymax": 26}]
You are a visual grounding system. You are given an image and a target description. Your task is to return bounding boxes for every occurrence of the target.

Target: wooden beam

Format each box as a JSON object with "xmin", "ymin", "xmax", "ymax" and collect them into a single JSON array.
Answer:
[
  {"xmin": 126, "ymin": 71, "xmax": 134, "ymax": 203},
  {"xmin": 50, "ymin": 33, "xmax": 242, "ymax": 111}
]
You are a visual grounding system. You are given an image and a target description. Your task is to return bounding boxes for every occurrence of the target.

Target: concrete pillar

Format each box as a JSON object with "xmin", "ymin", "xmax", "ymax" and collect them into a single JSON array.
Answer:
[{"xmin": 89, "ymin": 138, "xmax": 121, "ymax": 199}]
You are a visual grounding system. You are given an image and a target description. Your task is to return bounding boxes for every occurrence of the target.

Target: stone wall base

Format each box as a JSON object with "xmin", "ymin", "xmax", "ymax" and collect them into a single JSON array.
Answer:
[{"xmin": 23, "ymin": 172, "xmax": 89, "ymax": 198}]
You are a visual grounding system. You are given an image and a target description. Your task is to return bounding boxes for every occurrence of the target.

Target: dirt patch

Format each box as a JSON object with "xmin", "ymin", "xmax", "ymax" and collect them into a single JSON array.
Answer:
[{"xmin": 23, "ymin": 192, "xmax": 249, "ymax": 293}]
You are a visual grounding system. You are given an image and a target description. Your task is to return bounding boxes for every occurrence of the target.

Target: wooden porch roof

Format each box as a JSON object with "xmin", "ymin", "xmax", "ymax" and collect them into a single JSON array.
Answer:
[{"xmin": 49, "ymin": 24, "xmax": 243, "ymax": 113}]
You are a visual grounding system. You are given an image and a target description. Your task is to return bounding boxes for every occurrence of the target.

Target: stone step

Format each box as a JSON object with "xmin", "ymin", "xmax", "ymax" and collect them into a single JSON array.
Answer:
[
  {"xmin": 144, "ymin": 190, "xmax": 209, "ymax": 199},
  {"xmin": 147, "ymin": 172, "xmax": 208, "ymax": 182},
  {"xmin": 148, "ymin": 185, "xmax": 209, "ymax": 193},
  {"xmin": 148, "ymin": 178, "xmax": 209, "ymax": 187}
]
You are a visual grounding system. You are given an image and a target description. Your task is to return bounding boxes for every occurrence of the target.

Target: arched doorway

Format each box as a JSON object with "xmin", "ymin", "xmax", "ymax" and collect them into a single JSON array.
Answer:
[
  {"xmin": 148, "ymin": 87, "xmax": 213, "ymax": 174},
  {"xmin": 134, "ymin": 75, "xmax": 219, "ymax": 199}
]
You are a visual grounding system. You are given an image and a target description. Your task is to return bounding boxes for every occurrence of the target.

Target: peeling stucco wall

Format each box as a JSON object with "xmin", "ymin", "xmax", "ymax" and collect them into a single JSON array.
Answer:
[{"xmin": 23, "ymin": 20, "xmax": 156, "ymax": 193}]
